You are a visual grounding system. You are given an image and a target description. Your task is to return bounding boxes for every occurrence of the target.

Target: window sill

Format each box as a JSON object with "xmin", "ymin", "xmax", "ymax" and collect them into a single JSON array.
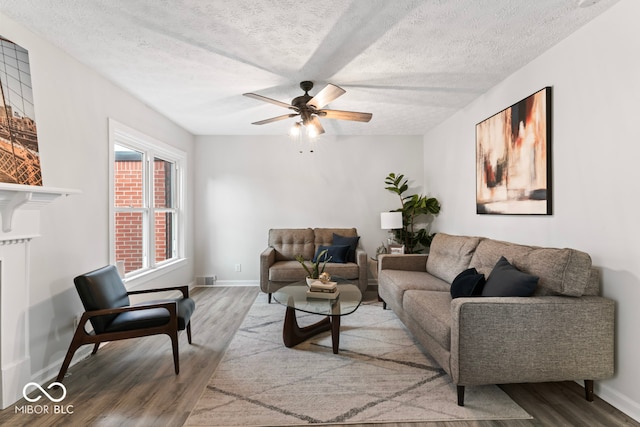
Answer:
[{"xmin": 123, "ymin": 258, "xmax": 187, "ymax": 290}]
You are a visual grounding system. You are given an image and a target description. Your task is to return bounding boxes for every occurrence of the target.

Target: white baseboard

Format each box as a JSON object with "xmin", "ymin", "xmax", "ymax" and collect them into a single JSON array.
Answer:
[
  {"xmin": 595, "ymin": 381, "xmax": 640, "ymax": 422},
  {"xmin": 30, "ymin": 346, "xmax": 94, "ymax": 387},
  {"xmin": 197, "ymin": 280, "xmax": 259, "ymax": 287},
  {"xmin": 1, "ymin": 345, "xmax": 94, "ymax": 409},
  {"xmin": 196, "ymin": 278, "xmax": 376, "ymax": 289},
  {"xmin": 197, "ymin": 279, "xmax": 376, "ymax": 288},
  {"xmin": 1, "ymin": 356, "xmax": 30, "ymax": 409}
]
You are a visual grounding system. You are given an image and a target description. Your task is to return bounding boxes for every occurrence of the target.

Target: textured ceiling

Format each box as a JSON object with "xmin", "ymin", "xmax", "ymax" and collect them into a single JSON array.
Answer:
[{"xmin": 0, "ymin": 0, "xmax": 620, "ymax": 136}]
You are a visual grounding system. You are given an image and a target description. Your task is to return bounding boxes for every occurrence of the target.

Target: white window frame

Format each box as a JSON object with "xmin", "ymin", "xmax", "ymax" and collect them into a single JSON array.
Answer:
[{"xmin": 108, "ymin": 119, "xmax": 186, "ymax": 286}]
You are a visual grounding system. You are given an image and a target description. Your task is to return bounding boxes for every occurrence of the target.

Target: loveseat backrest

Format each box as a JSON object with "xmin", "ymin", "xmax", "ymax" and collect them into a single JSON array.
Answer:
[
  {"xmin": 269, "ymin": 228, "xmax": 315, "ymax": 261},
  {"xmin": 313, "ymin": 228, "xmax": 358, "ymax": 251},
  {"xmin": 469, "ymin": 238, "xmax": 593, "ymax": 297}
]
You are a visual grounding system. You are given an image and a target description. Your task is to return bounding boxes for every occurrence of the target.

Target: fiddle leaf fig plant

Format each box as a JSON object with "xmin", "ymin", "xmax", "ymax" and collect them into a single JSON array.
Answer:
[{"xmin": 384, "ymin": 172, "xmax": 441, "ymax": 254}]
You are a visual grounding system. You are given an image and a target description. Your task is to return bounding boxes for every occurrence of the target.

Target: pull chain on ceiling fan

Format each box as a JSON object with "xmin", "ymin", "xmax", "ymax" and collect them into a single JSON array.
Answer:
[{"xmin": 243, "ymin": 81, "xmax": 372, "ymax": 137}]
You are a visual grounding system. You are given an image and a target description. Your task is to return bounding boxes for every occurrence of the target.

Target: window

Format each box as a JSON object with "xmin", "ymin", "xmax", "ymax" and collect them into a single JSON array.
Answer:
[{"xmin": 109, "ymin": 120, "xmax": 185, "ymax": 279}]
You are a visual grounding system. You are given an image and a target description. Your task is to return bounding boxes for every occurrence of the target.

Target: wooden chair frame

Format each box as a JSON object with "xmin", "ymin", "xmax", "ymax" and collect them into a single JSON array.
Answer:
[{"xmin": 56, "ymin": 285, "xmax": 193, "ymax": 382}]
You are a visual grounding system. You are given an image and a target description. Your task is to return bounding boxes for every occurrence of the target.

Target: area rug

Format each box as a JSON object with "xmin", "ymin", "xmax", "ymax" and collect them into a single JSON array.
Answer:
[{"xmin": 185, "ymin": 294, "xmax": 531, "ymax": 426}]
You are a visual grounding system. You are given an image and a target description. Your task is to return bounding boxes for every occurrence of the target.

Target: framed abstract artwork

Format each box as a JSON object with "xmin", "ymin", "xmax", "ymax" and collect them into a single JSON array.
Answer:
[{"xmin": 476, "ymin": 87, "xmax": 551, "ymax": 215}]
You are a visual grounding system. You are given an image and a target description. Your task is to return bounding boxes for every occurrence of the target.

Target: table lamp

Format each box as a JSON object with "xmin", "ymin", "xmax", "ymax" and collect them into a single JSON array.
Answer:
[{"xmin": 380, "ymin": 211, "xmax": 403, "ymax": 246}]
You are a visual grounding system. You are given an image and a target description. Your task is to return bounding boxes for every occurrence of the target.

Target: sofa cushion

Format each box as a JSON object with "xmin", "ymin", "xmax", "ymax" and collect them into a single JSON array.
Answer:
[
  {"xmin": 269, "ymin": 259, "xmax": 359, "ymax": 282},
  {"xmin": 482, "ymin": 256, "xmax": 538, "ymax": 297},
  {"xmin": 426, "ymin": 233, "xmax": 482, "ymax": 283},
  {"xmin": 379, "ymin": 270, "xmax": 449, "ymax": 308},
  {"xmin": 106, "ymin": 297, "xmax": 195, "ymax": 332},
  {"xmin": 583, "ymin": 268, "xmax": 601, "ymax": 296},
  {"xmin": 313, "ymin": 228, "xmax": 358, "ymax": 248},
  {"xmin": 323, "ymin": 263, "xmax": 360, "ymax": 280},
  {"xmin": 469, "ymin": 239, "xmax": 527, "ymax": 277},
  {"xmin": 469, "ymin": 239, "xmax": 592, "ymax": 297},
  {"xmin": 313, "ymin": 245, "xmax": 350, "ymax": 263},
  {"xmin": 269, "ymin": 228, "xmax": 315, "ymax": 261},
  {"xmin": 403, "ymin": 290, "xmax": 452, "ymax": 351},
  {"xmin": 269, "ymin": 260, "xmax": 308, "ymax": 282},
  {"xmin": 450, "ymin": 268, "xmax": 485, "ymax": 298},
  {"xmin": 332, "ymin": 233, "xmax": 360, "ymax": 263}
]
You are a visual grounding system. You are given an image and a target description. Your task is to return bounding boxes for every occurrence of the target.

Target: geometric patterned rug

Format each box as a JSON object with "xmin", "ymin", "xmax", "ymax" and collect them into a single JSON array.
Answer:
[{"xmin": 185, "ymin": 294, "xmax": 531, "ymax": 426}]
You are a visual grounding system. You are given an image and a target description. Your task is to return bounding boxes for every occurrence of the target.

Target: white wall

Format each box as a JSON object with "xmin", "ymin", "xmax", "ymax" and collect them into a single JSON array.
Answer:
[
  {"xmin": 0, "ymin": 13, "xmax": 195, "ymax": 383},
  {"xmin": 194, "ymin": 135, "xmax": 424, "ymax": 283},
  {"xmin": 423, "ymin": 0, "xmax": 640, "ymax": 420},
  {"xmin": 5, "ymin": 0, "xmax": 636, "ymax": 417}
]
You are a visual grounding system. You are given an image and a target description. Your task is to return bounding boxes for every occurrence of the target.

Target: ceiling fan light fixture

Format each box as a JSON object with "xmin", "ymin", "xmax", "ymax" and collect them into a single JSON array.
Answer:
[
  {"xmin": 306, "ymin": 123, "xmax": 319, "ymax": 139},
  {"xmin": 243, "ymin": 81, "xmax": 372, "ymax": 137},
  {"xmin": 289, "ymin": 122, "xmax": 302, "ymax": 137}
]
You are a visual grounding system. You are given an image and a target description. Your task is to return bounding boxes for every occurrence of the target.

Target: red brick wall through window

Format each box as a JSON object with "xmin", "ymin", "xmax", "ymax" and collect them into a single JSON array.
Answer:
[{"xmin": 115, "ymin": 159, "xmax": 169, "ymax": 274}]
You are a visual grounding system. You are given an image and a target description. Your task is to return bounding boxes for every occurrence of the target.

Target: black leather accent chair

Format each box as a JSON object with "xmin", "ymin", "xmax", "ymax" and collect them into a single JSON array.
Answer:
[{"xmin": 56, "ymin": 265, "xmax": 195, "ymax": 382}]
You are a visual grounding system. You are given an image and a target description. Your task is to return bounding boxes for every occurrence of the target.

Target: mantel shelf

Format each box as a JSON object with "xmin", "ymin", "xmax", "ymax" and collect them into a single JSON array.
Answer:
[{"xmin": 0, "ymin": 183, "xmax": 80, "ymax": 232}]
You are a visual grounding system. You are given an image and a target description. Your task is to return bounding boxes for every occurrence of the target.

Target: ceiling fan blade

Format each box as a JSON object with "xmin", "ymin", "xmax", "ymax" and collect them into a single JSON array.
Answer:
[
  {"xmin": 308, "ymin": 116, "xmax": 325, "ymax": 136},
  {"xmin": 319, "ymin": 109, "xmax": 372, "ymax": 122},
  {"xmin": 251, "ymin": 113, "xmax": 299, "ymax": 125},
  {"xmin": 306, "ymin": 84, "xmax": 346, "ymax": 109},
  {"xmin": 243, "ymin": 93, "xmax": 293, "ymax": 110}
]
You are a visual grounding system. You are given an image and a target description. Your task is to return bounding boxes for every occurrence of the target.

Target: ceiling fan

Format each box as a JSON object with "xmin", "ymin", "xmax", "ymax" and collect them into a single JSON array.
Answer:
[{"xmin": 243, "ymin": 81, "xmax": 372, "ymax": 136}]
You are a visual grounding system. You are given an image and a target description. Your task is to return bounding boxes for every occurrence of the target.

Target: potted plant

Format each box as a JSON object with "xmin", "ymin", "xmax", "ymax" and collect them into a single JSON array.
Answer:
[
  {"xmin": 375, "ymin": 242, "xmax": 388, "ymax": 259},
  {"xmin": 384, "ymin": 172, "xmax": 441, "ymax": 254},
  {"xmin": 295, "ymin": 250, "xmax": 332, "ymax": 285}
]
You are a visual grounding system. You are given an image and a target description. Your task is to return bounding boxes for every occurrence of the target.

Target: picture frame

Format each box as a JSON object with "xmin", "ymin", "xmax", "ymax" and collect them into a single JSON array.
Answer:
[
  {"xmin": 389, "ymin": 244, "xmax": 405, "ymax": 254},
  {"xmin": 0, "ymin": 36, "xmax": 42, "ymax": 186},
  {"xmin": 476, "ymin": 87, "xmax": 552, "ymax": 215}
]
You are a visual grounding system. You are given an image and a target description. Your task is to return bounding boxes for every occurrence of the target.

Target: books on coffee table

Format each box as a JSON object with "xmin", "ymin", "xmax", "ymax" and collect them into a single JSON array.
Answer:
[
  {"xmin": 306, "ymin": 288, "xmax": 340, "ymax": 299},
  {"xmin": 308, "ymin": 281, "xmax": 337, "ymax": 292}
]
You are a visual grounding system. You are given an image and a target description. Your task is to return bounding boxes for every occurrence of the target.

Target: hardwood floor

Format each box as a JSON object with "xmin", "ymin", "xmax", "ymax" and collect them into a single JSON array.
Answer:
[{"xmin": 0, "ymin": 286, "xmax": 636, "ymax": 427}]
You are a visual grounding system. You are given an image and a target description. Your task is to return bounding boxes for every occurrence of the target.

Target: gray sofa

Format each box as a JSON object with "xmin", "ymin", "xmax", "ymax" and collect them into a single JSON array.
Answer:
[
  {"xmin": 378, "ymin": 232, "xmax": 614, "ymax": 406},
  {"xmin": 260, "ymin": 228, "xmax": 368, "ymax": 302}
]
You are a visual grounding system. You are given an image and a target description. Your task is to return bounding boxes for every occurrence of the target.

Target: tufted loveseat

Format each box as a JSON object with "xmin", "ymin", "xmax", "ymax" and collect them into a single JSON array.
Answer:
[{"xmin": 260, "ymin": 228, "xmax": 368, "ymax": 302}]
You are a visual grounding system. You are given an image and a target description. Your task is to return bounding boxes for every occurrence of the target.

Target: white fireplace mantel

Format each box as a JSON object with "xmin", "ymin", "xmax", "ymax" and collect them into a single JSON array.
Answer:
[
  {"xmin": 0, "ymin": 182, "xmax": 79, "ymax": 409},
  {"xmin": 0, "ymin": 183, "xmax": 79, "ymax": 233}
]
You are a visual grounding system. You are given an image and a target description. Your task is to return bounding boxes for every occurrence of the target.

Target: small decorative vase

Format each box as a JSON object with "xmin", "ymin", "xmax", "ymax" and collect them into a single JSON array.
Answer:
[
  {"xmin": 319, "ymin": 272, "xmax": 331, "ymax": 283},
  {"xmin": 306, "ymin": 277, "xmax": 316, "ymax": 287}
]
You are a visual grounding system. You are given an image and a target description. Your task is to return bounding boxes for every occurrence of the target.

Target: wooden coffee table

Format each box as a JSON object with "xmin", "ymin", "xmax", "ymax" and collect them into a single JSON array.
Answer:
[{"xmin": 272, "ymin": 278, "xmax": 362, "ymax": 354}]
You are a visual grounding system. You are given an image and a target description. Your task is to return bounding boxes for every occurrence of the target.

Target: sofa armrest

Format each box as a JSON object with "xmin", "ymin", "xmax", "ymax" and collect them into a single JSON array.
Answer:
[
  {"xmin": 378, "ymin": 254, "xmax": 428, "ymax": 274},
  {"xmin": 450, "ymin": 296, "xmax": 614, "ymax": 386},
  {"xmin": 260, "ymin": 247, "xmax": 276, "ymax": 293},
  {"xmin": 355, "ymin": 248, "xmax": 368, "ymax": 292}
]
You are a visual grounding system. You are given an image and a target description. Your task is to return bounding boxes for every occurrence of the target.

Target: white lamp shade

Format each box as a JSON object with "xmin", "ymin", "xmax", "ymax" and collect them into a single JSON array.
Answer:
[{"xmin": 381, "ymin": 212, "xmax": 403, "ymax": 229}]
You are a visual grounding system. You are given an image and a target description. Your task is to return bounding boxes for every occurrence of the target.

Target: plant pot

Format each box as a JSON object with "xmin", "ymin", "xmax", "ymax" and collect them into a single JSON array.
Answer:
[{"xmin": 305, "ymin": 277, "xmax": 317, "ymax": 287}]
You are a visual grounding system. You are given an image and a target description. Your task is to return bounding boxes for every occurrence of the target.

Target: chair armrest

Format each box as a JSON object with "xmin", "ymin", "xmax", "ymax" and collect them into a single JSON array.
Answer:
[
  {"xmin": 450, "ymin": 296, "xmax": 615, "ymax": 386},
  {"xmin": 260, "ymin": 247, "xmax": 276, "ymax": 292},
  {"xmin": 378, "ymin": 254, "xmax": 428, "ymax": 273},
  {"xmin": 355, "ymin": 248, "xmax": 368, "ymax": 292},
  {"xmin": 79, "ymin": 301, "xmax": 178, "ymax": 333},
  {"xmin": 128, "ymin": 285, "xmax": 189, "ymax": 298},
  {"xmin": 261, "ymin": 246, "xmax": 276, "ymax": 263}
]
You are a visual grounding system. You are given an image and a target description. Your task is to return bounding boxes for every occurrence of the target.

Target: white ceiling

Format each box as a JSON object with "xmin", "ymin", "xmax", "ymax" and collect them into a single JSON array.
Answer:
[{"xmin": 0, "ymin": 0, "xmax": 619, "ymax": 136}]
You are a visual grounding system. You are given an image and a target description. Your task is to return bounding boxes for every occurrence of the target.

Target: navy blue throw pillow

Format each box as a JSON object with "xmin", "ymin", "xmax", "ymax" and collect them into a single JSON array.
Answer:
[
  {"xmin": 450, "ymin": 267, "xmax": 486, "ymax": 299},
  {"xmin": 332, "ymin": 233, "xmax": 360, "ymax": 263},
  {"xmin": 312, "ymin": 245, "xmax": 350, "ymax": 264},
  {"xmin": 482, "ymin": 256, "xmax": 539, "ymax": 297}
]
